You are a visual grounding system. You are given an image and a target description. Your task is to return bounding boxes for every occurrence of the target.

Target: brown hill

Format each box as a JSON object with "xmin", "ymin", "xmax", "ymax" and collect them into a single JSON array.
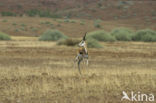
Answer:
[
  {"xmin": 0, "ymin": 0, "xmax": 155, "ymax": 21},
  {"xmin": 0, "ymin": 0, "xmax": 155, "ymax": 37}
]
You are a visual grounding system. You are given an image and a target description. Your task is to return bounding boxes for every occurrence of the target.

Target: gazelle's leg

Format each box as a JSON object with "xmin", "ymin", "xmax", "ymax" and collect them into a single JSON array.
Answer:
[
  {"xmin": 75, "ymin": 53, "xmax": 80, "ymax": 62},
  {"xmin": 78, "ymin": 55, "xmax": 83, "ymax": 74},
  {"xmin": 84, "ymin": 54, "xmax": 89, "ymax": 66},
  {"xmin": 86, "ymin": 59, "xmax": 89, "ymax": 66},
  {"xmin": 75, "ymin": 55, "xmax": 78, "ymax": 61}
]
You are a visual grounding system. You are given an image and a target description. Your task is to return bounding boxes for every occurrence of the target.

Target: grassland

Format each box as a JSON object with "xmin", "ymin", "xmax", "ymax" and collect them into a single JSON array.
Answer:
[{"xmin": 0, "ymin": 37, "xmax": 156, "ymax": 103}]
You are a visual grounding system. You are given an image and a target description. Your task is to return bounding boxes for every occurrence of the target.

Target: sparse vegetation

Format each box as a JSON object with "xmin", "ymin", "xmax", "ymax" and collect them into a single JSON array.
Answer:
[
  {"xmin": 2, "ymin": 19, "xmax": 8, "ymax": 22},
  {"xmin": 80, "ymin": 21, "xmax": 85, "ymax": 25},
  {"xmin": 87, "ymin": 30, "xmax": 116, "ymax": 42},
  {"xmin": 0, "ymin": 32, "xmax": 11, "ymax": 40},
  {"xmin": 39, "ymin": 30, "xmax": 68, "ymax": 41},
  {"xmin": 20, "ymin": 23, "xmax": 27, "ymax": 27},
  {"xmin": 111, "ymin": 28, "xmax": 134, "ymax": 41},
  {"xmin": 31, "ymin": 28, "xmax": 38, "ymax": 32},
  {"xmin": 26, "ymin": 9, "xmax": 62, "ymax": 18},
  {"xmin": 12, "ymin": 22, "xmax": 17, "ymax": 26},
  {"xmin": 64, "ymin": 19, "xmax": 70, "ymax": 23},
  {"xmin": 97, "ymin": 2, "xmax": 102, "ymax": 8}
]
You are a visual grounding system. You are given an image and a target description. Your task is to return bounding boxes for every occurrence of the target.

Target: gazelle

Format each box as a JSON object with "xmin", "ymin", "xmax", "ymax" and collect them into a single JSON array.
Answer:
[{"xmin": 75, "ymin": 32, "xmax": 88, "ymax": 74}]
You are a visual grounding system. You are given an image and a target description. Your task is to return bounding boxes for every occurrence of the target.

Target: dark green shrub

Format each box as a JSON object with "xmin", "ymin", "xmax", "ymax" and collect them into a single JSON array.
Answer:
[
  {"xmin": 87, "ymin": 38, "xmax": 103, "ymax": 48},
  {"xmin": 0, "ymin": 32, "xmax": 11, "ymax": 40},
  {"xmin": 111, "ymin": 28, "xmax": 134, "ymax": 41},
  {"xmin": 87, "ymin": 30, "xmax": 116, "ymax": 42},
  {"xmin": 94, "ymin": 19, "xmax": 102, "ymax": 28},
  {"xmin": 39, "ymin": 30, "xmax": 68, "ymax": 41},
  {"xmin": 26, "ymin": 9, "xmax": 40, "ymax": 17},
  {"xmin": 38, "ymin": 10, "xmax": 51, "ymax": 17},
  {"xmin": 57, "ymin": 37, "xmax": 102, "ymax": 48},
  {"xmin": 133, "ymin": 29, "xmax": 156, "ymax": 42},
  {"xmin": 1, "ymin": 11, "xmax": 16, "ymax": 16},
  {"xmin": 57, "ymin": 38, "xmax": 80, "ymax": 46}
]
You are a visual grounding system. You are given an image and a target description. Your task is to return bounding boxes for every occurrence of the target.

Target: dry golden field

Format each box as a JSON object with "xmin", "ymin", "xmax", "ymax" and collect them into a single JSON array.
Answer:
[{"xmin": 0, "ymin": 37, "xmax": 156, "ymax": 103}]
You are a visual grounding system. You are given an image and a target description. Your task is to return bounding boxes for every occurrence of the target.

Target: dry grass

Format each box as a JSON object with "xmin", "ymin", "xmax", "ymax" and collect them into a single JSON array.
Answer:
[{"xmin": 0, "ymin": 40, "xmax": 156, "ymax": 103}]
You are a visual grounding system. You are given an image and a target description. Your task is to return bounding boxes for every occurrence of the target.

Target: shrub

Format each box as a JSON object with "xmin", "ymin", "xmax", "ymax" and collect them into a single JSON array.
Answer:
[
  {"xmin": 111, "ymin": 28, "xmax": 134, "ymax": 41},
  {"xmin": 64, "ymin": 19, "xmax": 69, "ymax": 23},
  {"xmin": 94, "ymin": 19, "xmax": 102, "ymax": 28},
  {"xmin": 57, "ymin": 38, "xmax": 80, "ymax": 46},
  {"xmin": 26, "ymin": 9, "xmax": 39, "ymax": 17},
  {"xmin": 39, "ymin": 30, "xmax": 68, "ymax": 41},
  {"xmin": 80, "ymin": 21, "xmax": 85, "ymax": 25},
  {"xmin": 57, "ymin": 37, "xmax": 102, "ymax": 48},
  {"xmin": 12, "ymin": 22, "xmax": 17, "ymax": 26},
  {"xmin": 2, "ymin": 19, "xmax": 7, "ymax": 22},
  {"xmin": 0, "ymin": 32, "xmax": 11, "ymax": 40},
  {"xmin": 97, "ymin": 2, "xmax": 102, "ymax": 7},
  {"xmin": 133, "ymin": 29, "xmax": 156, "ymax": 42},
  {"xmin": 94, "ymin": 23, "xmax": 101, "ymax": 28},
  {"xmin": 87, "ymin": 38, "xmax": 103, "ymax": 48},
  {"xmin": 87, "ymin": 30, "xmax": 116, "ymax": 42},
  {"xmin": 1, "ymin": 11, "xmax": 16, "ymax": 16}
]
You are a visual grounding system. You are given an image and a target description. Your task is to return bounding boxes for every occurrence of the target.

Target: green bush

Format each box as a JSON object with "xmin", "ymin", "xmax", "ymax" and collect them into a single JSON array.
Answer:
[
  {"xmin": 94, "ymin": 19, "xmax": 102, "ymax": 28},
  {"xmin": 26, "ymin": 9, "xmax": 62, "ymax": 18},
  {"xmin": 87, "ymin": 38, "xmax": 103, "ymax": 48},
  {"xmin": 0, "ymin": 32, "xmax": 11, "ymax": 40},
  {"xmin": 26, "ymin": 9, "xmax": 39, "ymax": 17},
  {"xmin": 80, "ymin": 21, "xmax": 85, "ymax": 25},
  {"xmin": 1, "ymin": 11, "xmax": 16, "ymax": 16},
  {"xmin": 133, "ymin": 29, "xmax": 156, "ymax": 42},
  {"xmin": 39, "ymin": 30, "xmax": 68, "ymax": 41},
  {"xmin": 57, "ymin": 38, "xmax": 80, "ymax": 46},
  {"xmin": 111, "ymin": 28, "xmax": 134, "ymax": 41},
  {"xmin": 87, "ymin": 30, "xmax": 116, "ymax": 42}
]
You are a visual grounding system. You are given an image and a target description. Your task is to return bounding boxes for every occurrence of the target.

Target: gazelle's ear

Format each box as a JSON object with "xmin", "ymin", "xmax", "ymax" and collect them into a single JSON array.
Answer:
[{"xmin": 83, "ymin": 32, "xmax": 87, "ymax": 41}]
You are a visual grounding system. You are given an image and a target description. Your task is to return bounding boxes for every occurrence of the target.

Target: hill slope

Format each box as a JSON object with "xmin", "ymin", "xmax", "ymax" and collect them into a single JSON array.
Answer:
[{"xmin": 0, "ymin": 0, "xmax": 156, "ymax": 21}]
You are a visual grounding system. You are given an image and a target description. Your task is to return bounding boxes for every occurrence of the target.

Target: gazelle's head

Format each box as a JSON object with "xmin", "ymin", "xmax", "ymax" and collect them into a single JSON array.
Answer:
[
  {"xmin": 79, "ymin": 40, "xmax": 86, "ymax": 47},
  {"xmin": 79, "ymin": 32, "xmax": 87, "ymax": 47}
]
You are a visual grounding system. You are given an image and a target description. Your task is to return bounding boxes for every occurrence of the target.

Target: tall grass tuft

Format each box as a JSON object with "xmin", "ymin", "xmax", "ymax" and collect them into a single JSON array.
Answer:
[
  {"xmin": 111, "ymin": 28, "xmax": 134, "ymax": 41},
  {"xmin": 39, "ymin": 30, "xmax": 68, "ymax": 41},
  {"xmin": 0, "ymin": 32, "xmax": 11, "ymax": 40},
  {"xmin": 87, "ymin": 30, "xmax": 116, "ymax": 42}
]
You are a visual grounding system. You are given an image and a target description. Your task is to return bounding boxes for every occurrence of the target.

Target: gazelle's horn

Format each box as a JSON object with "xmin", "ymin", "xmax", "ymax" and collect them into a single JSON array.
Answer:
[{"xmin": 83, "ymin": 32, "xmax": 87, "ymax": 41}]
